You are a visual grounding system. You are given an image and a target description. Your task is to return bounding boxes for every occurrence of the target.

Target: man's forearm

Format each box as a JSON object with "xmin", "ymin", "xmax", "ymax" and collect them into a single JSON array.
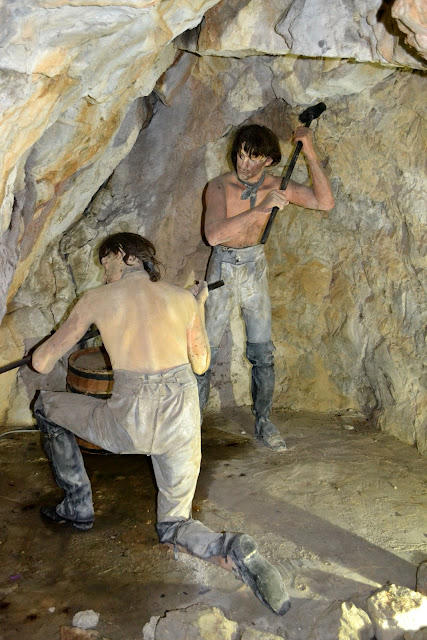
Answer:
[
  {"xmin": 32, "ymin": 310, "xmax": 91, "ymax": 374},
  {"xmin": 32, "ymin": 330, "xmax": 80, "ymax": 374},
  {"xmin": 305, "ymin": 152, "xmax": 334, "ymax": 211}
]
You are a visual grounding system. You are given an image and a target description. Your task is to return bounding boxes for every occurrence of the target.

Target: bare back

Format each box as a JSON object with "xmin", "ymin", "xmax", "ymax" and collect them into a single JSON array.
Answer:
[
  {"xmin": 92, "ymin": 271, "xmax": 198, "ymax": 372},
  {"xmin": 32, "ymin": 269, "xmax": 209, "ymax": 376}
]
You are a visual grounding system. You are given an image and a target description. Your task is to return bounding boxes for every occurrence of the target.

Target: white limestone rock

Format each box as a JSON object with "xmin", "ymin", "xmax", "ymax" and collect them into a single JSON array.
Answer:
[
  {"xmin": 142, "ymin": 615, "xmax": 160, "ymax": 640},
  {"xmin": 278, "ymin": 0, "xmax": 426, "ymax": 68},
  {"xmin": 0, "ymin": 0, "xmax": 221, "ymax": 323},
  {"xmin": 72, "ymin": 609, "xmax": 100, "ymax": 629},
  {"xmin": 180, "ymin": 0, "xmax": 426, "ymax": 69},
  {"xmin": 367, "ymin": 584, "xmax": 427, "ymax": 640},
  {"xmin": 147, "ymin": 604, "xmax": 238, "ymax": 640},
  {"xmin": 308, "ymin": 600, "xmax": 374, "ymax": 640},
  {"xmin": 392, "ymin": 0, "xmax": 427, "ymax": 59},
  {"xmin": 269, "ymin": 56, "xmax": 394, "ymax": 107}
]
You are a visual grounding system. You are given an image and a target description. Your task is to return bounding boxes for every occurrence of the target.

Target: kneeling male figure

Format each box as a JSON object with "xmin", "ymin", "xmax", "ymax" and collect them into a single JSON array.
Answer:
[{"xmin": 32, "ymin": 232, "xmax": 290, "ymax": 616}]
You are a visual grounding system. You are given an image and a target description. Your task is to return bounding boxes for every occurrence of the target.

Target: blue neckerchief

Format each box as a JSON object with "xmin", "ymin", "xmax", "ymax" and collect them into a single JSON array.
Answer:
[{"xmin": 236, "ymin": 171, "xmax": 266, "ymax": 208}]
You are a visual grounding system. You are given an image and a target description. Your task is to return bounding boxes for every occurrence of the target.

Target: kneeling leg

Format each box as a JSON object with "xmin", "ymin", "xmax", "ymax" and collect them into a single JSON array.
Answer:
[
  {"xmin": 156, "ymin": 519, "xmax": 290, "ymax": 616},
  {"xmin": 35, "ymin": 407, "xmax": 94, "ymax": 529}
]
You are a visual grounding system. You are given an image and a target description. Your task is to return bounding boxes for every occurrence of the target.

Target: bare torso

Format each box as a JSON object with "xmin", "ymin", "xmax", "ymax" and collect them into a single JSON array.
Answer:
[
  {"xmin": 219, "ymin": 172, "xmax": 281, "ymax": 247},
  {"xmin": 203, "ymin": 129, "xmax": 335, "ymax": 249},
  {"xmin": 32, "ymin": 268, "xmax": 209, "ymax": 376}
]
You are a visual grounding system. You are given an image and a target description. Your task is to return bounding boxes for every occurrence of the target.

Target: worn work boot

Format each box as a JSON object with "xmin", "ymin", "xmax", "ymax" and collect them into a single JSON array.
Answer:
[
  {"xmin": 35, "ymin": 405, "xmax": 95, "ymax": 526},
  {"xmin": 228, "ymin": 534, "xmax": 291, "ymax": 615},
  {"xmin": 40, "ymin": 505, "xmax": 93, "ymax": 531},
  {"xmin": 247, "ymin": 341, "xmax": 287, "ymax": 452},
  {"xmin": 255, "ymin": 417, "xmax": 287, "ymax": 452}
]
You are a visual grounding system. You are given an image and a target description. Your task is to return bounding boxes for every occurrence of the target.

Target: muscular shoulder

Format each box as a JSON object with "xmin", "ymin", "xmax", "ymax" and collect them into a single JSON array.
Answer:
[
  {"xmin": 78, "ymin": 284, "xmax": 108, "ymax": 307},
  {"xmin": 207, "ymin": 174, "xmax": 229, "ymax": 197},
  {"xmin": 209, "ymin": 172, "xmax": 232, "ymax": 187},
  {"xmin": 163, "ymin": 285, "xmax": 197, "ymax": 325},
  {"xmin": 265, "ymin": 173, "xmax": 281, "ymax": 188},
  {"xmin": 74, "ymin": 285, "xmax": 102, "ymax": 308}
]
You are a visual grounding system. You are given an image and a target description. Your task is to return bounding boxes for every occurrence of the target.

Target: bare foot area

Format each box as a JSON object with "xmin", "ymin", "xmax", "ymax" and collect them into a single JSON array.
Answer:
[{"xmin": 0, "ymin": 409, "xmax": 425, "ymax": 639}]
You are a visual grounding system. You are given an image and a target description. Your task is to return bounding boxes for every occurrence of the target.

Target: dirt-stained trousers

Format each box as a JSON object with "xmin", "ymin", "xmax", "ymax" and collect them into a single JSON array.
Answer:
[
  {"xmin": 34, "ymin": 365, "xmax": 233, "ymax": 557},
  {"xmin": 196, "ymin": 244, "xmax": 275, "ymax": 436}
]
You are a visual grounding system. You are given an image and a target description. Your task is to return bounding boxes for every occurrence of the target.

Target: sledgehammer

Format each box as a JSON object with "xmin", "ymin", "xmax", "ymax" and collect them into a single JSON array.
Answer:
[{"xmin": 260, "ymin": 101, "xmax": 326, "ymax": 244}]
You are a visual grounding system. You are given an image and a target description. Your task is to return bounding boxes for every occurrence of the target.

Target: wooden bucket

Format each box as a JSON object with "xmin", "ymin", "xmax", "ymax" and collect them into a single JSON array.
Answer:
[{"xmin": 67, "ymin": 347, "xmax": 114, "ymax": 454}]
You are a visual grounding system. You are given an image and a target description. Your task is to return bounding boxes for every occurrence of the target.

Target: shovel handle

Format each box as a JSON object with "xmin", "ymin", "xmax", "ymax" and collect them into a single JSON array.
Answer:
[
  {"xmin": 1, "ymin": 281, "xmax": 227, "ymax": 376},
  {"xmin": 0, "ymin": 355, "xmax": 32, "ymax": 375},
  {"xmin": 0, "ymin": 326, "xmax": 100, "ymax": 376}
]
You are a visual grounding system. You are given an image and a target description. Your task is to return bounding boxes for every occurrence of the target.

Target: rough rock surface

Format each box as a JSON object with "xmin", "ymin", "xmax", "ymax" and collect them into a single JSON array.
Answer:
[
  {"xmin": 308, "ymin": 600, "xmax": 374, "ymax": 639},
  {"xmin": 0, "ymin": 0, "xmax": 221, "ymax": 321},
  {"xmin": 178, "ymin": 0, "xmax": 427, "ymax": 68},
  {"xmin": 143, "ymin": 604, "xmax": 238, "ymax": 640},
  {"xmin": 0, "ymin": 0, "xmax": 426, "ymax": 456},
  {"xmin": 367, "ymin": 584, "xmax": 427, "ymax": 640},
  {"xmin": 241, "ymin": 628, "xmax": 285, "ymax": 639},
  {"xmin": 392, "ymin": 0, "xmax": 427, "ymax": 59},
  {"xmin": 404, "ymin": 630, "xmax": 427, "ymax": 640},
  {"xmin": 416, "ymin": 561, "xmax": 427, "ymax": 597},
  {"xmin": 72, "ymin": 610, "xmax": 100, "ymax": 630}
]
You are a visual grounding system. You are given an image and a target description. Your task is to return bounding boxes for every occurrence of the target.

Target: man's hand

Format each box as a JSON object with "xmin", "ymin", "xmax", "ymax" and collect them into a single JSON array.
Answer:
[
  {"xmin": 293, "ymin": 127, "xmax": 316, "ymax": 157},
  {"xmin": 259, "ymin": 189, "xmax": 289, "ymax": 213},
  {"xmin": 189, "ymin": 281, "xmax": 209, "ymax": 306}
]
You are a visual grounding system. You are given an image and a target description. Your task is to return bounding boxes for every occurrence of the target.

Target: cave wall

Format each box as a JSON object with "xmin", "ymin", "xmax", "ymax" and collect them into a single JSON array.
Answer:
[{"xmin": 0, "ymin": 0, "xmax": 426, "ymax": 454}]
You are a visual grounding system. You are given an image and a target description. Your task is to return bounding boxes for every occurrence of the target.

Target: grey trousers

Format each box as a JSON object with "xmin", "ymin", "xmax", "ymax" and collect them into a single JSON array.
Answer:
[
  {"xmin": 35, "ymin": 364, "xmax": 235, "ymax": 556},
  {"xmin": 205, "ymin": 244, "xmax": 273, "ymax": 347},
  {"xmin": 35, "ymin": 365, "xmax": 202, "ymax": 523},
  {"xmin": 197, "ymin": 245, "xmax": 276, "ymax": 426}
]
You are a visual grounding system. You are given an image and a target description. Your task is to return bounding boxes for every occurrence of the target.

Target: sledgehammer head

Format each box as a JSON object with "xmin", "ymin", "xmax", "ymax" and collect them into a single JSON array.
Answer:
[{"xmin": 299, "ymin": 102, "xmax": 326, "ymax": 126}]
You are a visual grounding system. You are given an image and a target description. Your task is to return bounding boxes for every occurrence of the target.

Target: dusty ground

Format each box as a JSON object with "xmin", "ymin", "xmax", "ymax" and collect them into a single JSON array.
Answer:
[{"xmin": 0, "ymin": 408, "xmax": 426, "ymax": 639}]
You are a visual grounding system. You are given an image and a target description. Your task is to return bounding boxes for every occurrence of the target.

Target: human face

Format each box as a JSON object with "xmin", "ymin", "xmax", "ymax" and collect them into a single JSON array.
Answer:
[
  {"xmin": 236, "ymin": 145, "xmax": 272, "ymax": 183},
  {"xmin": 101, "ymin": 250, "xmax": 126, "ymax": 284}
]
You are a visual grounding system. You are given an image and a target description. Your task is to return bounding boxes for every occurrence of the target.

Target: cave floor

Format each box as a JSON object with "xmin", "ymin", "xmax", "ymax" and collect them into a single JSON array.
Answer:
[{"xmin": 0, "ymin": 408, "xmax": 426, "ymax": 640}]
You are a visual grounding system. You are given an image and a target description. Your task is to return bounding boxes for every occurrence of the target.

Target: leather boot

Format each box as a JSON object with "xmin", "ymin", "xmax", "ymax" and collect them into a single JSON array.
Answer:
[
  {"xmin": 35, "ymin": 408, "xmax": 95, "ymax": 529},
  {"xmin": 156, "ymin": 520, "xmax": 291, "ymax": 616},
  {"xmin": 227, "ymin": 533, "xmax": 291, "ymax": 615},
  {"xmin": 246, "ymin": 341, "xmax": 287, "ymax": 452}
]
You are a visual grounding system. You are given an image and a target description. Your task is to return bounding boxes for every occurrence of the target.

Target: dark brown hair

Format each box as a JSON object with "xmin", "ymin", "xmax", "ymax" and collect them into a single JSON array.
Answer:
[
  {"xmin": 231, "ymin": 124, "xmax": 281, "ymax": 171},
  {"xmin": 98, "ymin": 233, "xmax": 161, "ymax": 282}
]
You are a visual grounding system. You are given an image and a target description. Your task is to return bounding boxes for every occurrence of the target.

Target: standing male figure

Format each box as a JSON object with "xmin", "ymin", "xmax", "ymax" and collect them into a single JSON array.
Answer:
[
  {"xmin": 197, "ymin": 124, "xmax": 334, "ymax": 451},
  {"xmin": 32, "ymin": 232, "xmax": 291, "ymax": 616}
]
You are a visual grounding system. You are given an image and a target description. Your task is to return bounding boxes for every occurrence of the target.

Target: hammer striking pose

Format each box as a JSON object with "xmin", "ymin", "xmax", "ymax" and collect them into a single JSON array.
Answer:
[
  {"xmin": 32, "ymin": 232, "xmax": 290, "ymax": 616},
  {"xmin": 196, "ymin": 124, "xmax": 334, "ymax": 451}
]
